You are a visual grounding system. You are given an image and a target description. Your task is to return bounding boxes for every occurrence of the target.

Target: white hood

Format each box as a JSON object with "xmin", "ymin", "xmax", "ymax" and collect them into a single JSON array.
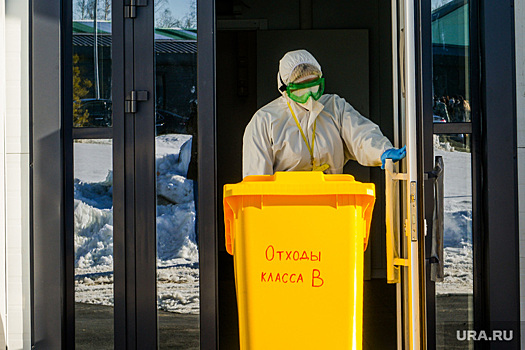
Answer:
[{"xmin": 276, "ymin": 49, "xmax": 322, "ymax": 95}]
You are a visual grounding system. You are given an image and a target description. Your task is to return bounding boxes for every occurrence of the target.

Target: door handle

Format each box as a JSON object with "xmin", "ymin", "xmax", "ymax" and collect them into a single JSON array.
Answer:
[
  {"xmin": 385, "ymin": 159, "xmax": 408, "ymax": 284},
  {"xmin": 427, "ymin": 156, "xmax": 444, "ymax": 282}
]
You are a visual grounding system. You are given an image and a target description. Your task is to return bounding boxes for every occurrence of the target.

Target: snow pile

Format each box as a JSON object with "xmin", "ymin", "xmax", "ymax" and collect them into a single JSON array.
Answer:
[
  {"xmin": 156, "ymin": 134, "xmax": 193, "ymax": 177},
  {"xmin": 157, "ymin": 202, "xmax": 198, "ymax": 262},
  {"xmin": 443, "ymin": 210, "xmax": 472, "ymax": 248},
  {"xmin": 74, "ymin": 171, "xmax": 113, "ymax": 209},
  {"xmin": 157, "ymin": 175, "xmax": 194, "ymax": 204},
  {"xmin": 156, "ymin": 135, "xmax": 198, "ymax": 263},
  {"xmin": 74, "ymin": 135, "xmax": 199, "ymax": 313},
  {"xmin": 436, "ymin": 243, "xmax": 473, "ymax": 294},
  {"xmin": 157, "ymin": 264, "xmax": 200, "ymax": 313},
  {"xmin": 74, "ymin": 199, "xmax": 114, "ymax": 271},
  {"xmin": 73, "ymin": 134, "xmax": 474, "ymax": 309}
]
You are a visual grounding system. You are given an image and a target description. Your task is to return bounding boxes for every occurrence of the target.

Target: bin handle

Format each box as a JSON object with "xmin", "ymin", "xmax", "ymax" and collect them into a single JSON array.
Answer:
[
  {"xmin": 223, "ymin": 197, "xmax": 236, "ymax": 255},
  {"xmin": 385, "ymin": 159, "xmax": 404, "ymax": 283},
  {"xmin": 363, "ymin": 199, "xmax": 374, "ymax": 251}
]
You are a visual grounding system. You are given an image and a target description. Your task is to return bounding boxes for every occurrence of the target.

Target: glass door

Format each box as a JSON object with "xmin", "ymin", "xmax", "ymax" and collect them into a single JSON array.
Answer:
[
  {"xmin": 71, "ymin": 0, "xmax": 115, "ymax": 347},
  {"xmin": 430, "ymin": 1, "xmax": 475, "ymax": 349},
  {"xmin": 389, "ymin": 0, "xmax": 478, "ymax": 349},
  {"xmin": 68, "ymin": 0, "xmax": 215, "ymax": 348},
  {"xmin": 153, "ymin": 1, "xmax": 200, "ymax": 348},
  {"xmin": 390, "ymin": 0, "xmax": 478, "ymax": 348},
  {"xmin": 422, "ymin": 0, "xmax": 480, "ymax": 349}
]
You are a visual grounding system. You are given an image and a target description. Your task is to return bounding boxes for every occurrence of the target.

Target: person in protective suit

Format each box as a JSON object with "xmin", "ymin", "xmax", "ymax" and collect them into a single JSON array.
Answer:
[{"xmin": 243, "ymin": 49, "xmax": 405, "ymax": 178}]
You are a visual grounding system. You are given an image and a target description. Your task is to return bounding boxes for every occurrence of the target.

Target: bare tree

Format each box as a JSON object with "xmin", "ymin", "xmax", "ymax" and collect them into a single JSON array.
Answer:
[
  {"xmin": 156, "ymin": 8, "xmax": 181, "ymax": 28},
  {"xmin": 155, "ymin": 0, "xmax": 197, "ymax": 29},
  {"xmin": 75, "ymin": 0, "xmax": 196, "ymax": 28},
  {"xmin": 75, "ymin": 0, "xmax": 90, "ymax": 20},
  {"xmin": 155, "ymin": 0, "xmax": 170, "ymax": 16},
  {"xmin": 183, "ymin": 1, "xmax": 196, "ymax": 29},
  {"xmin": 78, "ymin": 0, "xmax": 109, "ymax": 21},
  {"xmin": 101, "ymin": 0, "xmax": 111, "ymax": 20},
  {"xmin": 76, "ymin": 0, "xmax": 96, "ymax": 20}
]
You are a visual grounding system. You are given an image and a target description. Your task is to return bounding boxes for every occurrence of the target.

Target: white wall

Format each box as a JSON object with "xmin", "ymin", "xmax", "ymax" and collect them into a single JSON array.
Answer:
[
  {"xmin": 0, "ymin": 0, "xmax": 7, "ymax": 347},
  {"xmin": 517, "ymin": 0, "xmax": 525, "ymax": 346},
  {"xmin": 3, "ymin": 0, "xmax": 31, "ymax": 349}
]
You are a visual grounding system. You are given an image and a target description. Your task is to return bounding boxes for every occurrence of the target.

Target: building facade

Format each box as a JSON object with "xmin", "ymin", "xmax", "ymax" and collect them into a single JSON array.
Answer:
[{"xmin": 0, "ymin": 0, "xmax": 524, "ymax": 349}]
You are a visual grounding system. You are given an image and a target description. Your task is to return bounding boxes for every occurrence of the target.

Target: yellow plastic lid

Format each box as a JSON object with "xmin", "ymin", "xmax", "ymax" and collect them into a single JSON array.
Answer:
[{"xmin": 224, "ymin": 171, "xmax": 375, "ymax": 198}]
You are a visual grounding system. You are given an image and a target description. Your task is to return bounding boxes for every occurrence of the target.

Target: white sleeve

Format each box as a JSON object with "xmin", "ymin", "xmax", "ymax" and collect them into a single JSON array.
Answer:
[
  {"xmin": 337, "ymin": 96, "xmax": 394, "ymax": 167},
  {"xmin": 242, "ymin": 113, "xmax": 274, "ymax": 178}
]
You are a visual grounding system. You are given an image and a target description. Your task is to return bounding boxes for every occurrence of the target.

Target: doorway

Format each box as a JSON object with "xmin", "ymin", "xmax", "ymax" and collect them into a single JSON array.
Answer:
[
  {"xmin": 57, "ymin": 0, "xmax": 212, "ymax": 348},
  {"xmin": 214, "ymin": 1, "xmax": 398, "ymax": 349},
  {"xmin": 31, "ymin": 0, "xmax": 521, "ymax": 349}
]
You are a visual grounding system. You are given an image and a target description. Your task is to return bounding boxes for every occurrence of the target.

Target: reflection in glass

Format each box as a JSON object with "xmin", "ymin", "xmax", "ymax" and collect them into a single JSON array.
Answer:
[
  {"xmin": 73, "ymin": 1, "xmax": 114, "ymax": 347},
  {"xmin": 431, "ymin": 0, "xmax": 471, "ymax": 123},
  {"xmin": 73, "ymin": 0, "xmax": 113, "ymax": 127},
  {"xmin": 74, "ymin": 139, "xmax": 114, "ymax": 349},
  {"xmin": 155, "ymin": 1, "xmax": 200, "ymax": 348},
  {"xmin": 434, "ymin": 134, "xmax": 473, "ymax": 350}
]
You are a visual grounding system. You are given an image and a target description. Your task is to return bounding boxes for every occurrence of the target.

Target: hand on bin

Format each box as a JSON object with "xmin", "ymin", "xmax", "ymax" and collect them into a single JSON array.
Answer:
[{"xmin": 381, "ymin": 145, "xmax": 406, "ymax": 169}]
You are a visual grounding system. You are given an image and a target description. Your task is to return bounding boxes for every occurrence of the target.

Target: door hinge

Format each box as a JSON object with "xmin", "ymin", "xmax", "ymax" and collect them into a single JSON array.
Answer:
[
  {"xmin": 124, "ymin": 0, "xmax": 148, "ymax": 19},
  {"xmin": 125, "ymin": 90, "xmax": 149, "ymax": 113}
]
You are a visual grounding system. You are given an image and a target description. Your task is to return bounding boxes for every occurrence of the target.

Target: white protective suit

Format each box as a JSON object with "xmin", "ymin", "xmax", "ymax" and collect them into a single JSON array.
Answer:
[{"xmin": 242, "ymin": 49, "xmax": 393, "ymax": 178}]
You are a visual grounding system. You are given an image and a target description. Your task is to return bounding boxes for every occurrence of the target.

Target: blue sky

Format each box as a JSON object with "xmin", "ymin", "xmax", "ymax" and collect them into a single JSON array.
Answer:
[{"xmin": 167, "ymin": 0, "xmax": 194, "ymax": 17}]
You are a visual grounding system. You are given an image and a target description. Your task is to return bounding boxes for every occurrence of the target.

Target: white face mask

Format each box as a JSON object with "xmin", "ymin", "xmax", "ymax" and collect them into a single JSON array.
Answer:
[{"xmin": 300, "ymin": 92, "xmax": 323, "ymax": 113}]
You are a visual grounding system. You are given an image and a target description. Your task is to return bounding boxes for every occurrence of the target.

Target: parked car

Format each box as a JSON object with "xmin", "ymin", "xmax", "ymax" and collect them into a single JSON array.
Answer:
[
  {"xmin": 78, "ymin": 98, "xmax": 112, "ymax": 127},
  {"xmin": 433, "ymin": 114, "xmax": 447, "ymax": 123},
  {"xmin": 155, "ymin": 108, "xmax": 190, "ymax": 134},
  {"xmin": 78, "ymin": 99, "xmax": 190, "ymax": 135}
]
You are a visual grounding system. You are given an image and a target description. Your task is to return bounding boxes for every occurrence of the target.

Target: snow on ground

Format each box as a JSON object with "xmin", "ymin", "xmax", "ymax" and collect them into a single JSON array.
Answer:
[
  {"xmin": 73, "ymin": 134, "xmax": 473, "ymax": 309},
  {"xmin": 74, "ymin": 135, "xmax": 199, "ymax": 314},
  {"xmin": 74, "ymin": 140, "xmax": 113, "ymax": 183},
  {"xmin": 74, "ymin": 261, "xmax": 200, "ymax": 314},
  {"xmin": 434, "ymin": 135, "xmax": 473, "ymax": 295}
]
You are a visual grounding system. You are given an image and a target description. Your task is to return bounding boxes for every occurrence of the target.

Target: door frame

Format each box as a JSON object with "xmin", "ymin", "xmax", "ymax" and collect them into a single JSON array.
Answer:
[
  {"xmin": 478, "ymin": 0, "xmax": 520, "ymax": 347},
  {"xmin": 197, "ymin": 0, "xmax": 219, "ymax": 348},
  {"xmin": 30, "ymin": 0, "xmax": 520, "ymax": 348},
  {"xmin": 415, "ymin": 0, "xmax": 521, "ymax": 348},
  {"xmin": 30, "ymin": 0, "xmax": 219, "ymax": 348}
]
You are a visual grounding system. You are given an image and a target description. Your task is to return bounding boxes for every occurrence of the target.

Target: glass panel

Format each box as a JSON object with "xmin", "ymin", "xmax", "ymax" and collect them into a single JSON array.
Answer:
[
  {"xmin": 73, "ymin": 0, "xmax": 113, "ymax": 127},
  {"xmin": 155, "ymin": 1, "xmax": 199, "ymax": 348},
  {"xmin": 431, "ymin": 0, "xmax": 471, "ymax": 123},
  {"xmin": 434, "ymin": 134, "xmax": 473, "ymax": 349},
  {"xmin": 74, "ymin": 139, "xmax": 114, "ymax": 349}
]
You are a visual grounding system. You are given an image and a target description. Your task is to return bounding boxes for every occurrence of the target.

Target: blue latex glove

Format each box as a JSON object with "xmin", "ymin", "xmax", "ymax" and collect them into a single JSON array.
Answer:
[{"xmin": 381, "ymin": 145, "xmax": 406, "ymax": 169}]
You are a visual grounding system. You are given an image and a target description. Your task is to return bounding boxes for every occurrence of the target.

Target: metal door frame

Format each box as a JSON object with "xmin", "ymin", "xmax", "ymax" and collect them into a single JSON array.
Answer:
[
  {"xmin": 391, "ymin": 0, "xmax": 520, "ymax": 348},
  {"xmin": 30, "ymin": 0, "xmax": 219, "ymax": 348},
  {"xmin": 415, "ymin": 0, "xmax": 483, "ymax": 348},
  {"xmin": 30, "ymin": 0, "xmax": 519, "ymax": 348},
  {"xmin": 478, "ymin": 1, "xmax": 520, "ymax": 348},
  {"xmin": 415, "ymin": 0, "xmax": 520, "ymax": 349}
]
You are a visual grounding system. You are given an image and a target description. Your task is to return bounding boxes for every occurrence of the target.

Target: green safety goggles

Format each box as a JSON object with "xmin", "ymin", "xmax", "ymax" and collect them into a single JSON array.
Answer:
[{"xmin": 286, "ymin": 77, "xmax": 325, "ymax": 104}]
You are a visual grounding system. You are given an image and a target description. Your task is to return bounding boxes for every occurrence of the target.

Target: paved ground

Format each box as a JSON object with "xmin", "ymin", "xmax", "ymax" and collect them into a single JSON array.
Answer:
[
  {"xmin": 435, "ymin": 294, "xmax": 473, "ymax": 350},
  {"xmin": 75, "ymin": 303, "xmax": 199, "ymax": 350},
  {"xmin": 75, "ymin": 294, "xmax": 471, "ymax": 349}
]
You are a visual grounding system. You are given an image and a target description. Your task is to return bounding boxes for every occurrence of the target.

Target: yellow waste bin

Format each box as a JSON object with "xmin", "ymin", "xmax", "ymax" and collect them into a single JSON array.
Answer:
[{"xmin": 223, "ymin": 171, "xmax": 375, "ymax": 350}]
